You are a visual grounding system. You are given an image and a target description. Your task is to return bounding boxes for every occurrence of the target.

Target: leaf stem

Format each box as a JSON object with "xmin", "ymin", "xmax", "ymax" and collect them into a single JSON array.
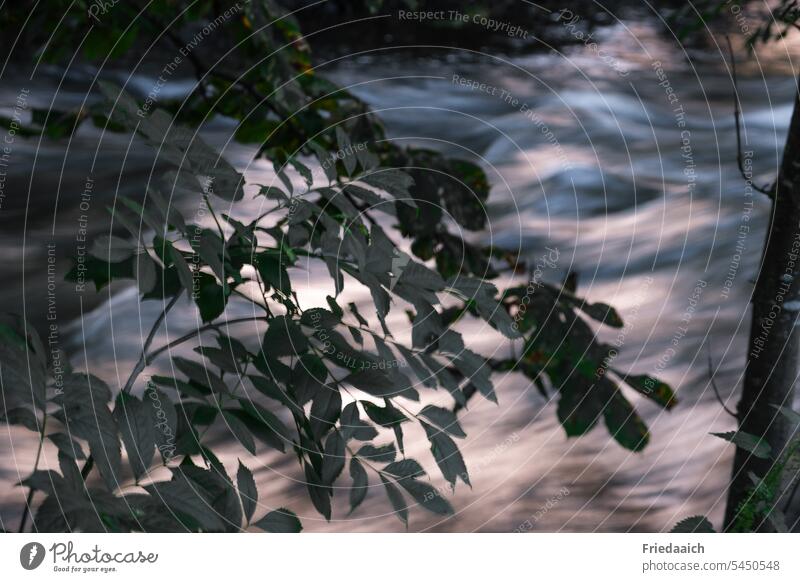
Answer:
[{"xmin": 18, "ymin": 413, "xmax": 48, "ymax": 532}]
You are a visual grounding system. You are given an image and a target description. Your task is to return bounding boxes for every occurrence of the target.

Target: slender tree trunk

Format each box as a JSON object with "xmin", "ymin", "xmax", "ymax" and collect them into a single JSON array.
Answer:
[{"xmin": 725, "ymin": 83, "xmax": 800, "ymax": 531}]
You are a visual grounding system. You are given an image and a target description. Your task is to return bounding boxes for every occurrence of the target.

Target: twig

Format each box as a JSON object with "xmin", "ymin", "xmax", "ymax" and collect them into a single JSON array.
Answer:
[
  {"xmin": 726, "ymin": 35, "xmax": 775, "ymax": 196},
  {"xmin": 708, "ymin": 345, "xmax": 737, "ymax": 418},
  {"xmin": 145, "ymin": 315, "xmax": 270, "ymax": 365},
  {"xmin": 122, "ymin": 293, "xmax": 182, "ymax": 395}
]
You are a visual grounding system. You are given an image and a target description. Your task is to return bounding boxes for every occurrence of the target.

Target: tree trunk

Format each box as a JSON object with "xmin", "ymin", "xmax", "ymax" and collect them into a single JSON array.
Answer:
[{"xmin": 725, "ymin": 83, "xmax": 800, "ymax": 531}]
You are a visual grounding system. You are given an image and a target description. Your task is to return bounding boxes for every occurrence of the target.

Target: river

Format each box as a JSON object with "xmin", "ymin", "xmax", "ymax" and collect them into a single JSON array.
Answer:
[{"xmin": 1, "ymin": 10, "xmax": 798, "ymax": 532}]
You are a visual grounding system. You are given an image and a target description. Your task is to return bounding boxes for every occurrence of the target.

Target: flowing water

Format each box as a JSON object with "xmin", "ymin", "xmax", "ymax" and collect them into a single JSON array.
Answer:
[{"xmin": 1, "ymin": 14, "xmax": 799, "ymax": 532}]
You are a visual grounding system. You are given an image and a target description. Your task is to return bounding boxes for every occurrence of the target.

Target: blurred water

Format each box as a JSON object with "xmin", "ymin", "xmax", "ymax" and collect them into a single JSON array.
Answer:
[{"xmin": 1, "ymin": 17, "xmax": 798, "ymax": 532}]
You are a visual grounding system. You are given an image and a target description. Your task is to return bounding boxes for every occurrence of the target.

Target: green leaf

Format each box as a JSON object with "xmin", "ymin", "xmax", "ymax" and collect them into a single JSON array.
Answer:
[
  {"xmin": 47, "ymin": 433, "xmax": 85, "ymax": 460},
  {"xmin": 304, "ymin": 464, "xmax": 332, "ymax": 520},
  {"xmin": 53, "ymin": 374, "xmax": 120, "ymax": 491},
  {"xmin": 113, "ymin": 392, "xmax": 156, "ymax": 480},
  {"xmin": 604, "ymin": 389, "xmax": 650, "ymax": 452},
  {"xmin": 310, "ymin": 386, "xmax": 342, "ymax": 439},
  {"xmin": 173, "ymin": 357, "xmax": 230, "ymax": 395},
  {"xmin": 170, "ymin": 245, "xmax": 195, "ymax": 294},
  {"xmin": 89, "ymin": 235, "xmax": 136, "ymax": 262},
  {"xmin": 344, "ymin": 368, "xmax": 411, "ymax": 399},
  {"xmin": 670, "ymin": 516, "xmax": 716, "ymax": 533},
  {"xmin": 383, "ymin": 459, "xmax": 426, "ymax": 479},
  {"xmin": 340, "ymin": 402, "xmax": 379, "ymax": 441},
  {"xmin": 144, "ymin": 384, "xmax": 178, "ymax": 463},
  {"xmin": 321, "ymin": 431, "xmax": 346, "ymax": 486},
  {"xmin": 222, "ymin": 410, "xmax": 257, "ymax": 455},
  {"xmin": 418, "ymin": 404, "xmax": 466, "ymax": 438},
  {"xmin": 557, "ymin": 381, "xmax": 603, "ymax": 437},
  {"xmin": 336, "ymin": 126, "xmax": 357, "ymax": 175},
  {"xmin": 144, "ymin": 472, "xmax": 225, "ymax": 531},
  {"xmin": 360, "ymin": 169, "xmax": 417, "ymax": 208},
  {"xmin": 615, "ymin": 370, "xmax": 677, "ymax": 409},
  {"xmin": 248, "ymin": 375, "xmax": 294, "ymax": 408},
  {"xmin": 237, "ymin": 461, "xmax": 258, "ymax": 524},
  {"xmin": 326, "ymin": 295, "xmax": 344, "ymax": 318},
  {"xmin": 253, "ymin": 508, "xmax": 302, "ymax": 532},
  {"xmin": 356, "ymin": 442, "xmax": 396, "ymax": 464},
  {"xmin": 399, "ymin": 478, "xmax": 453, "ymax": 516},
  {"xmin": 0, "ymin": 348, "xmax": 47, "ymax": 417},
  {"xmin": 421, "ymin": 421, "xmax": 469, "ymax": 488},
  {"xmin": 194, "ymin": 273, "xmax": 229, "ymax": 323},
  {"xmin": 235, "ymin": 401, "xmax": 292, "ymax": 453},
  {"xmin": 262, "ymin": 316, "xmax": 308, "ymax": 357},
  {"xmin": 361, "ymin": 400, "xmax": 407, "ymax": 427},
  {"xmin": 772, "ymin": 404, "xmax": 800, "ymax": 425},
  {"xmin": 256, "ymin": 252, "xmax": 292, "ymax": 296},
  {"xmin": 349, "ymin": 458, "xmax": 369, "ymax": 512},
  {"xmin": 379, "ymin": 476, "xmax": 408, "ymax": 526},
  {"xmin": 712, "ymin": 430, "xmax": 772, "ymax": 459}
]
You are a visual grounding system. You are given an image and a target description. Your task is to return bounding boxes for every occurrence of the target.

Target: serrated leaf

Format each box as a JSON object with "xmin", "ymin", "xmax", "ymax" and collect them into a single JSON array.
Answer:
[
  {"xmin": 399, "ymin": 478, "xmax": 453, "ymax": 516},
  {"xmin": 616, "ymin": 370, "xmax": 677, "ymax": 409},
  {"xmin": 361, "ymin": 400, "xmax": 407, "ymax": 427},
  {"xmin": 670, "ymin": 515, "xmax": 716, "ymax": 533},
  {"xmin": 421, "ymin": 421, "xmax": 469, "ymax": 488},
  {"xmin": 222, "ymin": 410, "xmax": 257, "ymax": 455},
  {"xmin": 712, "ymin": 430, "xmax": 772, "ymax": 459},
  {"xmin": 144, "ymin": 472, "xmax": 225, "ymax": 531},
  {"xmin": 321, "ymin": 432, "xmax": 346, "ymax": 485},
  {"xmin": 113, "ymin": 392, "xmax": 156, "ymax": 480},
  {"xmin": 419, "ymin": 405, "xmax": 466, "ymax": 438},
  {"xmin": 349, "ymin": 458, "xmax": 369, "ymax": 512},
  {"xmin": 53, "ymin": 374, "xmax": 120, "ymax": 491},
  {"xmin": 357, "ymin": 442, "xmax": 397, "ymax": 464},
  {"xmin": 383, "ymin": 459, "xmax": 426, "ymax": 479},
  {"xmin": 48, "ymin": 433, "xmax": 85, "ymax": 460},
  {"xmin": 237, "ymin": 461, "xmax": 258, "ymax": 524},
  {"xmin": 381, "ymin": 476, "xmax": 408, "ymax": 525}
]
